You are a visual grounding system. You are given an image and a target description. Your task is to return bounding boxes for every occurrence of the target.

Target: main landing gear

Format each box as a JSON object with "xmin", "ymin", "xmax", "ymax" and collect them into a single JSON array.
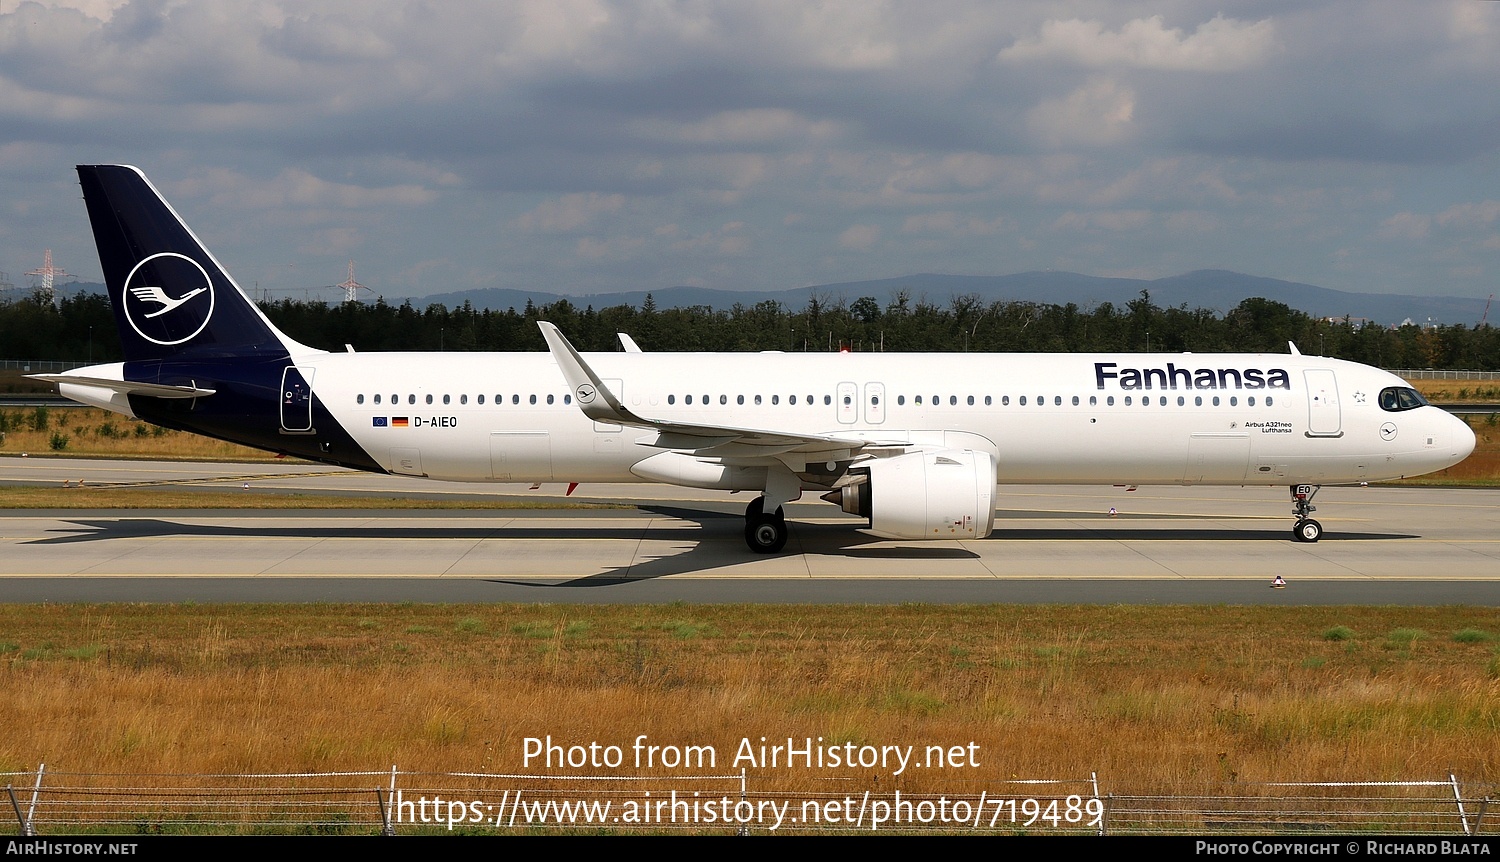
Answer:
[
  {"xmin": 1290, "ymin": 484, "xmax": 1322, "ymax": 543},
  {"xmin": 744, "ymin": 496, "xmax": 788, "ymax": 554}
]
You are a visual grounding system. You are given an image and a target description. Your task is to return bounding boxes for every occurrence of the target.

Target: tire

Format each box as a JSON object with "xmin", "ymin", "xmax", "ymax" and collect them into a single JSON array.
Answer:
[
  {"xmin": 744, "ymin": 507, "xmax": 788, "ymax": 554},
  {"xmin": 1293, "ymin": 518, "xmax": 1322, "ymax": 543}
]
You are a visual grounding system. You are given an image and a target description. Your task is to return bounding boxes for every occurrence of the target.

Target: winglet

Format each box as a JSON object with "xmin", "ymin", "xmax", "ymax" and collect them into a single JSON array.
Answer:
[
  {"xmin": 538, "ymin": 321, "xmax": 640, "ymax": 425},
  {"xmin": 1288, "ymin": 341, "xmax": 1302, "ymax": 355},
  {"xmin": 617, "ymin": 332, "xmax": 643, "ymax": 353}
]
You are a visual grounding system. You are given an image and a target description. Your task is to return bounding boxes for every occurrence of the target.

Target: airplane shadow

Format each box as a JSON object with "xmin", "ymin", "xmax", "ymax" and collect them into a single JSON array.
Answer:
[{"xmin": 30, "ymin": 507, "xmax": 1420, "ymax": 589}]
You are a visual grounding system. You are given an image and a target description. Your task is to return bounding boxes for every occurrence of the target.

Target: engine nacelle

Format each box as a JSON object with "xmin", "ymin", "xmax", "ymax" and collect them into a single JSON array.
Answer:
[{"xmin": 826, "ymin": 449, "xmax": 996, "ymax": 540}]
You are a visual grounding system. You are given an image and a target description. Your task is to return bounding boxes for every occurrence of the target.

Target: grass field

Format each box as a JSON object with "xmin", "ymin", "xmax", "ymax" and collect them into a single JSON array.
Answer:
[{"xmin": 1, "ymin": 605, "xmax": 1496, "ymax": 792}]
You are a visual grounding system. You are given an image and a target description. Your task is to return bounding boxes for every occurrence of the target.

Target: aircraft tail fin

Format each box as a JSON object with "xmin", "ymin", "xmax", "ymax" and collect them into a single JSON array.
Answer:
[{"xmin": 76, "ymin": 165, "xmax": 306, "ymax": 363}]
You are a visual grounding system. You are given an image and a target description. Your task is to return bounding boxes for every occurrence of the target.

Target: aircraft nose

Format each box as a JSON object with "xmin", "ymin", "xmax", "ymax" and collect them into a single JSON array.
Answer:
[{"xmin": 1450, "ymin": 411, "xmax": 1477, "ymax": 464}]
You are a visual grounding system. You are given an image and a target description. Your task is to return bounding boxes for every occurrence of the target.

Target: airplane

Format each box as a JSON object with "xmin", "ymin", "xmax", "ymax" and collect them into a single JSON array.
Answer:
[{"xmin": 34, "ymin": 165, "xmax": 1477, "ymax": 553}]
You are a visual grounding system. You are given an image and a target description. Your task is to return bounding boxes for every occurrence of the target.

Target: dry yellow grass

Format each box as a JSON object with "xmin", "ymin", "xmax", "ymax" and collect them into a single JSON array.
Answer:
[
  {"xmin": 1413, "ymin": 380, "xmax": 1500, "ymax": 402},
  {"xmin": 2, "ymin": 604, "xmax": 1496, "ymax": 795},
  {"xmin": 0, "ymin": 407, "xmax": 280, "ymax": 461}
]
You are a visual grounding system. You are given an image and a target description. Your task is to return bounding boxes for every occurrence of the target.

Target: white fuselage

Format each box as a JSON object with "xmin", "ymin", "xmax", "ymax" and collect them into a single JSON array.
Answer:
[{"xmin": 271, "ymin": 349, "xmax": 1473, "ymax": 489}]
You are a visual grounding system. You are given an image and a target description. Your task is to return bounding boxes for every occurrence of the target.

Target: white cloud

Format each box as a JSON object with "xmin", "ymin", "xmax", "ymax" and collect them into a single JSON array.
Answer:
[
  {"xmin": 177, "ymin": 168, "xmax": 437, "ymax": 210},
  {"xmin": 838, "ymin": 224, "xmax": 881, "ymax": 251},
  {"xmin": 1026, "ymin": 76, "xmax": 1136, "ymax": 147},
  {"xmin": 514, "ymin": 193, "xmax": 626, "ymax": 233},
  {"xmin": 1434, "ymin": 200, "xmax": 1500, "ymax": 229},
  {"xmin": 1000, "ymin": 14, "xmax": 1276, "ymax": 72},
  {"xmin": 1052, "ymin": 210, "xmax": 1152, "ymax": 232}
]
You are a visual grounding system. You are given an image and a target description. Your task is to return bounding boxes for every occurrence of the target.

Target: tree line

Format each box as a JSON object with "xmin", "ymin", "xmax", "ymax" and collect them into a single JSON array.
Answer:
[{"xmin": 4, "ymin": 289, "xmax": 1498, "ymax": 370}]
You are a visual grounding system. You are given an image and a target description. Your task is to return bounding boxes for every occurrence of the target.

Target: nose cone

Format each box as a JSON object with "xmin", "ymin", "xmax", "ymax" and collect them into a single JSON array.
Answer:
[{"xmin": 1449, "ymin": 412, "xmax": 1477, "ymax": 466}]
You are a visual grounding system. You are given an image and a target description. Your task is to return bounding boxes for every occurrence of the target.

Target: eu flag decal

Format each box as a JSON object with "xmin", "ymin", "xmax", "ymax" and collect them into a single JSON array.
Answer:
[{"xmin": 372, "ymin": 417, "xmax": 388, "ymax": 427}]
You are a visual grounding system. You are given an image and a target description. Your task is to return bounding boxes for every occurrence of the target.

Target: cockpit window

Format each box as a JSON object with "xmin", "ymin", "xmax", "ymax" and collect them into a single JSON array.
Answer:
[{"xmin": 1378, "ymin": 387, "xmax": 1428, "ymax": 412}]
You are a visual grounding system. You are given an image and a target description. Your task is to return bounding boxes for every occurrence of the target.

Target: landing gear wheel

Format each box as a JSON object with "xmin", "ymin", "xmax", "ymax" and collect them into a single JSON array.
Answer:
[
  {"xmin": 744, "ymin": 496, "xmax": 788, "ymax": 554},
  {"xmin": 1292, "ymin": 518, "xmax": 1322, "ymax": 543}
]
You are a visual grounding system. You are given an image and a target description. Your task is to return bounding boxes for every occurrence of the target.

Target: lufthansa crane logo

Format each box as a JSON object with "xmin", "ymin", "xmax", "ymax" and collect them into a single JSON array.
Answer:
[
  {"xmin": 575, "ymin": 384, "xmax": 597, "ymax": 404},
  {"xmin": 122, "ymin": 252, "xmax": 216, "ymax": 346}
]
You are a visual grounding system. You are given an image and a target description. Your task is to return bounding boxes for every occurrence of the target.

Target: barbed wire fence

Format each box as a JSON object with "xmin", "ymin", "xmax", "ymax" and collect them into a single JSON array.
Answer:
[{"xmin": 3, "ymin": 765, "xmax": 1493, "ymax": 835}]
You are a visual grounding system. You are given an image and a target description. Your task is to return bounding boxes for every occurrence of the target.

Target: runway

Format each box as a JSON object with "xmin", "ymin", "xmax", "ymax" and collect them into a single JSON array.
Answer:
[{"xmin": 1, "ymin": 456, "xmax": 1497, "ymax": 603}]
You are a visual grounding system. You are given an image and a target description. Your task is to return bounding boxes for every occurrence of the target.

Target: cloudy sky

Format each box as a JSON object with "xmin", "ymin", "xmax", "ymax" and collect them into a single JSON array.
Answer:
[{"xmin": 2, "ymin": 1, "xmax": 1498, "ymax": 303}]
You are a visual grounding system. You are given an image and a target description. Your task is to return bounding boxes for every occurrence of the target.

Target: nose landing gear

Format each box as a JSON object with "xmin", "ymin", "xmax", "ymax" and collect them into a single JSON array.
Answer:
[{"xmin": 1290, "ymin": 484, "xmax": 1322, "ymax": 543}]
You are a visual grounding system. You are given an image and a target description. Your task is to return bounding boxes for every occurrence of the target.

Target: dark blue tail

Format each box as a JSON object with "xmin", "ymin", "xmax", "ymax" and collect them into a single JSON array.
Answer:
[
  {"xmin": 77, "ymin": 165, "xmax": 298, "ymax": 363},
  {"xmin": 71, "ymin": 166, "xmax": 382, "ymax": 472}
]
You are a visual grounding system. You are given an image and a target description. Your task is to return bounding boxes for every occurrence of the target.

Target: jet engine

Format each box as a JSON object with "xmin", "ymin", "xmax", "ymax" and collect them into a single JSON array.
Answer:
[{"xmin": 822, "ymin": 449, "xmax": 996, "ymax": 540}]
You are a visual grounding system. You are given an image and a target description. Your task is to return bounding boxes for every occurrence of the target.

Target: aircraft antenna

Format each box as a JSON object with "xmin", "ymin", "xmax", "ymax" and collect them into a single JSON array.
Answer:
[
  {"xmin": 333, "ymin": 260, "xmax": 371, "ymax": 303},
  {"xmin": 24, "ymin": 249, "xmax": 68, "ymax": 303}
]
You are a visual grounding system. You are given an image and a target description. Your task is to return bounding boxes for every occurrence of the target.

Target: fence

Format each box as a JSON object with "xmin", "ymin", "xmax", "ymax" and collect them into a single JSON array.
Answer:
[
  {"xmin": 3, "ymin": 767, "xmax": 1493, "ymax": 835},
  {"xmin": 1390, "ymin": 369, "xmax": 1500, "ymax": 381},
  {"xmin": 0, "ymin": 360, "xmax": 92, "ymax": 373}
]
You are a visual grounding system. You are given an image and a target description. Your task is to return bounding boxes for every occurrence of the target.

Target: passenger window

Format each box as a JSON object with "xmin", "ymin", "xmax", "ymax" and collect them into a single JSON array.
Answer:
[
  {"xmin": 824, "ymin": 395, "xmax": 831, "ymax": 405},
  {"xmin": 1194, "ymin": 396, "xmax": 1201, "ymax": 406},
  {"xmin": 754, "ymin": 395, "xmax": 762, "ymax": 405},
  {"xmin": 1124, "ymin": 396, "xmax": 1132, "ymax": 406},
  {"xmin": 357, "ymin": 394, "xmax": 365, "ymax": 405},
  {"xmin": 1230, "ymin": 396, "xmax": 1238, "ymax": 406},
  {"xmin": 564, "ymin": 395, "xmax": 571, "ymax": 404},
  {"xmin": 529, "ymin": 394, "xmax": 537, "ymax": 405},
  {"xmin": 897, "ymin": 395, "xmax": 905, "ymax": 405},
  {"xmin": 1089, "ymin": 396, "xmax": 1096, "ymax": 406},
  {"xmin": 1177, "ymin": 396, "xmax": 1184, "ymax": 406},
  {"xmin": 1107, "ymin": 396, "xmax": 1114, "ymax": 406},
  {"xmin": 967, "ymin": 395, "xmax": 975, "ymax": 406},
  {"xmin": 512, "ymin": 394, "xmax": 519, "ymax": 405},
  {"xmin": 1247, "ymin": 396, "xmax": 1255, "ymax": 407},
  {"xmin": 1213, "ymin": 396, "xmax": 1220, "ymax": 406},
  {"xmin": 686, "ymin": 395, "xmax": 693, "ymax": 405},
  {"xmin": 737, "ymin": 395, "xmax": 744, "ymax": 405},
  {"xmin": 668, "ymin": 395, "xmax": 676, "ymax": 405},
  {"xmin": 478, "ymin": 395, "xmax": 485, "ymax": 405},
  {"xmin": 1266, "ymin": 396, "xmax": 1273, "ymax": 406},
  {"xmin": 984, "ymin": 396, "xmax": 992, "ymax": 406},
  {"xmin": 460, "ymin": 394, "xmax": 467, "ymax": 405},
  {"xmin": 426, "ymin": 394, "xmax": 434, "ymax": 405},
  {"xmin": 1002, "ymin": 396, "xmax": 1009, "ymax": 406},
  {"xmin": 443, "ymin": 394, "xmax": 450, "ymax": 405},
  {"xmin": 547, "ymin": 394, "xmax": 555, "ymax": 405},
  {"xmin": 1019, "ymin": 396, "xmax": 1027, "ymax": 406},
  {"xmin": 720, "ymin": 395, "xmax": 728, "ymax": 405},
  {"xmin": 409, "ymin": 394, "xmax": 416, "ymax": 405},
  {"xmin": 790, "ymin": 395, "xmax": 798, "ymax": 405},
  {"xmin": 1071, "ymin": 396, "xmax": 1079, "ymax": 406},
  {"xmin": 772, "ymin": 395, "xmax": 780, "ymax": 405}
]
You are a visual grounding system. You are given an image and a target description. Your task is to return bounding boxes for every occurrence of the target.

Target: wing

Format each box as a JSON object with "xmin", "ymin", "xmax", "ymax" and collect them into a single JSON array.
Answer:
[
  {"xmin": 539, "ymin": 321, "xmax": 902, "ymax": 463},
  {"xmin": 130, "ymin": 286, "xmax": 171, "ymax": 306}
]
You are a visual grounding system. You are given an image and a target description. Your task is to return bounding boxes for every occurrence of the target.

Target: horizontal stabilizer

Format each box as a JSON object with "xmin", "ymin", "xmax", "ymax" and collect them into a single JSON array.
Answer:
[{"xmin": 28, "ymin": 373, "xmax": 216, "ymax": 399}]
